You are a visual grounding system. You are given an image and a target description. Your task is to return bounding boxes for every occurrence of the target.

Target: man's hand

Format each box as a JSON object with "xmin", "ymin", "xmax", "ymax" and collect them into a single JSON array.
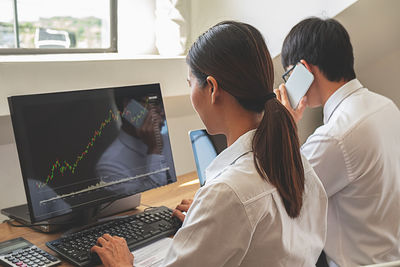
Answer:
[
  {"xmin": 173, "ymin": 199, "xmax": 193, "ymax": 222},
  {"xmin": 91, "ymin": 234, "xmax": 134, "ymax": 267},
  {"xmin": 274, "ymin": 83, "xmax": 307, "ymax": 123}
]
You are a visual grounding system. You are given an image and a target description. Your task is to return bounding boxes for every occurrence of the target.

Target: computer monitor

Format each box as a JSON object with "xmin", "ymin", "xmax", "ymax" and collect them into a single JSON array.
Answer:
[{"xmin": 7, "ymin": 83, "xmax": 176, "ymax": 224}]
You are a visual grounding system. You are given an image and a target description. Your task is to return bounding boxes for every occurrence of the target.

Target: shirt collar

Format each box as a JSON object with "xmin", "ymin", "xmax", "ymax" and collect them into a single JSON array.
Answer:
[
  {"xmin": 205, "ymin": 129, "xmax": 255, "ymax": 184},
  {"xmin": 323, "ymin": 79, "xmax": 364, "ymax": 124}
]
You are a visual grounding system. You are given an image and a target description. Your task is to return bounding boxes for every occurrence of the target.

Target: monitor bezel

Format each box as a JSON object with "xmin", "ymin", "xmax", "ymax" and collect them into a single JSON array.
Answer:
[{"xmin": 7, "ymin": 83, "xmax": 176, "ymax": 223}]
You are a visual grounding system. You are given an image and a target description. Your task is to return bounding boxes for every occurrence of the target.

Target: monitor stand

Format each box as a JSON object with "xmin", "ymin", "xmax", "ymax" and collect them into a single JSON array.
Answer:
[{"xmin": 1, "ymin": 194, "xmax": 141, "ymax": 233}]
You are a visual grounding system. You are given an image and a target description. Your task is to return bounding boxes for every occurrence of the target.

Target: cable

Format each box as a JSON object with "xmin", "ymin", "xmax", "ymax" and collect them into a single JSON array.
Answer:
[
  {"xmin": 144, "ymin": 206, "xmax": 158, "ymax": 212},
  {"xmin": 141, "ymin": 203, "xmax": 158, "ymax": 212}
]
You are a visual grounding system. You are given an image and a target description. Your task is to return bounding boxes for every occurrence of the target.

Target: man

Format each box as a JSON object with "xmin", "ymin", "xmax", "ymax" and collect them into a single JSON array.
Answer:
[{"xmin": 275, "ymin": 17, "xmax": 400, "ymax": 266}]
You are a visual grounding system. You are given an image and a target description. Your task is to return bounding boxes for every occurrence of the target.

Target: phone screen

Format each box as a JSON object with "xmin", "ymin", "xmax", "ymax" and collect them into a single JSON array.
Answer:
[{"xmin": 285, "ymin": 63, "xmax": 314, "ymax": 109}]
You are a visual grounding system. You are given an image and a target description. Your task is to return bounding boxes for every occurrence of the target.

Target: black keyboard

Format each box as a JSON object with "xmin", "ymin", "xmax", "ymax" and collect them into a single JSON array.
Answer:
[{"xmin": 46, "ymin": 206, "xmax": 182, "ymax": 266}]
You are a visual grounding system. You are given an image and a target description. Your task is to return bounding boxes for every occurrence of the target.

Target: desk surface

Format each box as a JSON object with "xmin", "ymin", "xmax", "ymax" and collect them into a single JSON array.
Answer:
[{"xmin": 0, "ymin": 172, "xmax": 199, "ymax": 267}]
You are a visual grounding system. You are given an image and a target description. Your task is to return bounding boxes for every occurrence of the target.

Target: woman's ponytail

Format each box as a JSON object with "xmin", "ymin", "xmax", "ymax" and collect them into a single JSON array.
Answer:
[{"xmin": 253, "ymin": 98, "xmax": 304, "ymax": 218}]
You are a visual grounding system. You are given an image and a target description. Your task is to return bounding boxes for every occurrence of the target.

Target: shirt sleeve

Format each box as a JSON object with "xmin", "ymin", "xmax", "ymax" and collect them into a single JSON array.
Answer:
[
  {"xmin": 162, "ymin": 182, "xmax": 253, "ymax": 267},
  {"xmin": 301, "ymin": 133, "xmax": 350, "ymax": 197}
]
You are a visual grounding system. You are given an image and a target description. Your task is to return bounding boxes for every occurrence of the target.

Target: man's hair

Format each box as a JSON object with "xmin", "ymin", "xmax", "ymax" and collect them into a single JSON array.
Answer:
[{"xmin": 281, "ymin": 17, "xmax": 356, "ymax": 82}]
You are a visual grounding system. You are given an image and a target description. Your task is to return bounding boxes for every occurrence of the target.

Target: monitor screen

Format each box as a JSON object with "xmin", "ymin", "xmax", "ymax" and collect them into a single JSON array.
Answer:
[{"xmin": 8, "ymin": 84, "xmax": 176, "ymax": 223}]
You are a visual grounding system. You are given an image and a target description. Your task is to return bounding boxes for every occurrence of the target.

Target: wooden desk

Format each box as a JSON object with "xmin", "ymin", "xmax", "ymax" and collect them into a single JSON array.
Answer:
[{"xmin": 0, "ymin": 172, "xmax": 199, "ymax": 266}]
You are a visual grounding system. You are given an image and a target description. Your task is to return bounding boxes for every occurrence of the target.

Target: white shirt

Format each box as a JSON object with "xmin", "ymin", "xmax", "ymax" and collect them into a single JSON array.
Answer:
[
  {"xmin": 163, "ymin": 129, "xmax": 328, "ymax": 267},
  {"xmin": 301, "ymin": 79, "xmax": 400, "ymax": 266}
]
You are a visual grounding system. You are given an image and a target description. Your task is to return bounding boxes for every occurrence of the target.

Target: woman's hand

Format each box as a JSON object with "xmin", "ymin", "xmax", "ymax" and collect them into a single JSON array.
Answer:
[
  {"xmin": 274, "ymin": 83, "xmax": 307, "ymax": 123},
  {"xmin": 91, "ymin": 234, "xmax": 134, "ymax": 267},
  {"xmin": 173, "ymin": 199, "xmax": 193, "ymax": 222}
]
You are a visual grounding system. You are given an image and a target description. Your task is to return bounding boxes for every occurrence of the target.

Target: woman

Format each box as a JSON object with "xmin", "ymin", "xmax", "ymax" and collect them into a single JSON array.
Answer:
[{"xmin": 91, "ymin": 21, "xmax": 328, "ymax": 267}]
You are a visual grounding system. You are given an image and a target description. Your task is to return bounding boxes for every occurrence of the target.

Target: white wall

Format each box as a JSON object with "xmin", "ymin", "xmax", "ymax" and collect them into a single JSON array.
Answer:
[
  {"xmin": 189, "ymin": 0, "xmax": 357, "ymax": 57},
  {"xmin": 334, "ymin": 0, "xmax": 400, "ymax": 107},
  {"xmin": 356, "ymin": 48, "xmax": 400, "ymax": 107}
]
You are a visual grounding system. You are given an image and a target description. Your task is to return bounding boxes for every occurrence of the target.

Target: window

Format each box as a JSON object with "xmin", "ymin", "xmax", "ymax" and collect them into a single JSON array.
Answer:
[{"xmin": 0, "ymin": 0, "xmax": 117, "ymax": 54}]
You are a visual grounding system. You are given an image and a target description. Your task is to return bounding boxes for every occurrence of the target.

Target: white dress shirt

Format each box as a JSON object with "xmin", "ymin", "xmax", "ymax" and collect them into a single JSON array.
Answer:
[
  {"xmin": 301, "ymin": 79, "xmax": 400, "ymax": 266},
  {"xmin": 163, "ymin": 129, "xmax": 328, "ymax": 267}
]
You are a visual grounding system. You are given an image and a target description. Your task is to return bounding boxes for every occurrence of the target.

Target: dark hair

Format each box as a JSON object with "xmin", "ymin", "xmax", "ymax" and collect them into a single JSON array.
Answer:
[
  {"xmin": 281, "ymin": 17, "xmax": 356, "ymax": 82},
  {"xmin": 187, "ymin": 21, "xmax": 304, "ymax": 218}
]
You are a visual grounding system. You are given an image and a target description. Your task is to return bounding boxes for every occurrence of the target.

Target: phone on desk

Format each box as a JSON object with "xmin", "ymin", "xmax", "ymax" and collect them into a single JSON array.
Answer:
[{"xmin": 285, "ymin": 63, "xmax": 314, "ymax": 109}]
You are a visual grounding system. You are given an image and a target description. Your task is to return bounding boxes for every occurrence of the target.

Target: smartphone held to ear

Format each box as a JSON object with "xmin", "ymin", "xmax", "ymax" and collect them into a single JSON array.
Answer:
[{"xmin": 285, "ymin": 63, "xmax": 314, "ymax": 109}]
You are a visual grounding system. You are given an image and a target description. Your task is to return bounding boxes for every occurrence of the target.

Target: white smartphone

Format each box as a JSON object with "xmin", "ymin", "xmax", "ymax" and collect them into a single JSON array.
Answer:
[{"xmin": 285, "ymin": 63, "xmax": 314, "ymax": 109}]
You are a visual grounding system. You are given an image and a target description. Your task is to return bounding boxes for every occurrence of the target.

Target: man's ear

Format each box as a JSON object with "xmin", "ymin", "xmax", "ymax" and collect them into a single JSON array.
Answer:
[
  {"xmin": 300, "ymin": 59, "xmax": 312, "ymax": 73},
  {"xmin": 206, "ymin": 76, "xmax": 219, "ymax": 104}
]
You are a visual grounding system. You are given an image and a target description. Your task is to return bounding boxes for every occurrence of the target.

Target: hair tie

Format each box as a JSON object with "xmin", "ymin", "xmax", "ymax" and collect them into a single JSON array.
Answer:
[{"xmin": 264, "ymin": 92, "xmax": 276, "ymax": 103}]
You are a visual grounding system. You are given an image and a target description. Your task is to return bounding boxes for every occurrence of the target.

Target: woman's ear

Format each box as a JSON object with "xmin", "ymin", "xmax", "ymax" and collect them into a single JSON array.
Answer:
[{"xmin": 206, "ymin": 76, "xmax": 220, "ymax": 104}]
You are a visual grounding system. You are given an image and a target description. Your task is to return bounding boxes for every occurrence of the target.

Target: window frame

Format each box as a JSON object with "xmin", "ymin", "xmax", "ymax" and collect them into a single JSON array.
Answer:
[{"xmin": 0, "ymin": 0, "xmax": 118, "ymax": 55}]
